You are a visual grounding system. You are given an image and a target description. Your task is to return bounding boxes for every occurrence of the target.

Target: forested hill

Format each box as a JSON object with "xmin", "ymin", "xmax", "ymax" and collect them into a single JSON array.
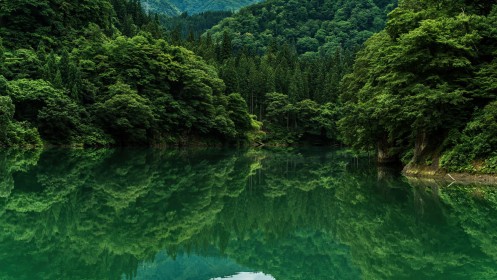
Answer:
[
  {"xmin": 208, "ymin": 0, "xmax": 397, "ymax": 55},
  {"xmin": 142, "ymin": 0, "xmax": 263, "ymax": 16},
  {"xmin": 0, "ymin": 0, "xmax": 399, "ymax": 148},
  {"xmin": 0, "ymin": 0, "xmax": 256, "ymax": 147},
  {"xmin": 141, "ymin": 0, "xmax": 180, "ymax": 16},
  {"xmin": 3, "ymin": 0, "xmax": 497, "ymax": 177},
  {"xmin": 172, "ymin": 0, "xmax": 397, "ymax": 145}
]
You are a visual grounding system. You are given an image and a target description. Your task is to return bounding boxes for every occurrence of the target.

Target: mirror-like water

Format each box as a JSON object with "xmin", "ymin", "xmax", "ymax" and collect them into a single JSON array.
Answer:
[{"xmin": 0, "ymin": 148, "xmax": 496, "ymax": 280}]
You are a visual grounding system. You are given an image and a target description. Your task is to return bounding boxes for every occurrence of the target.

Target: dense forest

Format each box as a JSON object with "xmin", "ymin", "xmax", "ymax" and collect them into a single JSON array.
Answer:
[
  {"xmin": 182, "ymin": 0, "xmax": 397, "ymax": 144},
  {"xmin": 0, "ymin": 0, "xmax": 395, "ymax": 147},
  {"xmin": 1, "ymin": 0, "xmax": 497, "ymax": 174},
  {"xmin": 339, "ymin": 0, "xmax": 497, "ymax": 173},
  {"xmin": 0, "ymin": 0, "xmax": 257, "ymax": 147},
  {"xmin": 161, "ymin": 10, "xmax": 235, "ymax": 43}
]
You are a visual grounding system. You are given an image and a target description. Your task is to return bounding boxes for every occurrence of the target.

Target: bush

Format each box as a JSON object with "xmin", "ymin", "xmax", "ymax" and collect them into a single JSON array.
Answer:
[{"xmin": 441, "ymin": 102, "xmax": 497, "ymax": 173}]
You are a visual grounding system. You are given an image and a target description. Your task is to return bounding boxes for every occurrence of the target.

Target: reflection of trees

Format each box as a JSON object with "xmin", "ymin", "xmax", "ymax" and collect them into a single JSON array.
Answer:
[
  {"xmin": 195, "ymin": 150, "xmax": 497, "ymax": 280},
  {"xmin": 439, "ymin": 185, "xmax": 497, "ymax": 274},
  {"xmin": 1, "ymin": 148, "xmax": 497, "ymax": 279},
  {"xmin": 0, "ymin": 148, "xmax": 252, "ymax": 280},
  {"xmin": 333, "ymin": 178, "xmax": 497, "ymax": 280},
  {"xmin": 0, "ymin": 149, "xmax": 41, "ymax": 199},
  {"xmin": 188, "ymin": 149, "xmax": 363, "ymax": 280}
]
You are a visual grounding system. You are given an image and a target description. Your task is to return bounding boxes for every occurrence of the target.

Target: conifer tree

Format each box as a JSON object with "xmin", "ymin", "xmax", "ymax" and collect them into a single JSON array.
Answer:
[{"xmin": 220, "ymin": 31, "xmax": 232, "ymax": 60}]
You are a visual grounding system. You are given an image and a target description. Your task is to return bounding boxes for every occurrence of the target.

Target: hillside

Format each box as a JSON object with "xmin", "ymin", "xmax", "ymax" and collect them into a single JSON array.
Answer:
[
  {"xmin": 0, "ymin": 0, "xmax": 255, "ymax": 147},
  {"xmin": 142, "ymin": 0, "xmax": 263, "ymax": 16},
  {"xmin": 142, "ymin": 0, "xmax": 180, "ymax": 15},
  {"xmin": 208, "ymin": 0, "xmax": 397, "ymax": 55},
  {"xmin": 4, "ymin": 0, "xmax": 496, "ymax": 169},
  {"xmin": 180, "ymin": 0, "xmax": 397, "ymax": 144}
]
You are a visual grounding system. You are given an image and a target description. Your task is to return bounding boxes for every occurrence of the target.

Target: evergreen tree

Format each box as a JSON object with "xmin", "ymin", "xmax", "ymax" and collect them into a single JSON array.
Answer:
[
  {"xmin": 220, "ymin": 31, "xmax": 232, "ymax": 60},
  {"xmin": 59, "ymin": 49, "xmax": 70, "ymax": 85}
]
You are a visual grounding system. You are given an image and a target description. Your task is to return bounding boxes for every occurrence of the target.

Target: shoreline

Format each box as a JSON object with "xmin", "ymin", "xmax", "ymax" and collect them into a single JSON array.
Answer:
[{"xmin": 403, "ymin": 165, "xmax": 497, "ymax": 185}]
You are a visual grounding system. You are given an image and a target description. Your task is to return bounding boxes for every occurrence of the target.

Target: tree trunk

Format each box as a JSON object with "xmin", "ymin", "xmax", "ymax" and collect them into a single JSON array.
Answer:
[
  {"xmin": 413, "ymin": 130, "xmax": 429, "ymax": 164},
  {"xmin": 377, "ymin": 135, "xmax": 398, "ymax": 164},
  {"xmin": 412, "ymin": 130, "xmax": 444, "ymax": 166}
]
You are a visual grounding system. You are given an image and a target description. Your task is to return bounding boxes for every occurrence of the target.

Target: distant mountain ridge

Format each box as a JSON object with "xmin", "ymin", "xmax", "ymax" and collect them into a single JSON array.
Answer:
[
  {"xmin": 141, "ymin": 0, "xmax": 263, "ymax": 16},
  {"xmin": 141, "ymin": 0, "xmax": 180, "ymax": 15}
]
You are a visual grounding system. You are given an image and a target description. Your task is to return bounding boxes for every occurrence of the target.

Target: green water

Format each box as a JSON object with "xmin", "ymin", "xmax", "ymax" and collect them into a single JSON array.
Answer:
[{"xmin": 1, "ymin": 148, "xmax": 497, "ymax": 280}]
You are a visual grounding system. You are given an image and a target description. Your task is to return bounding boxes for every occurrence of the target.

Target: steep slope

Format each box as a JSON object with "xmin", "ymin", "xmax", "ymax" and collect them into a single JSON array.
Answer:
[
  {"xmin": 208, "ymin": 0, "xmax": 397, "ymax": 55},
  {"xmin": 142, "ymin": 0, "xmax": 263, "ymax": 16},
  {"xmin": 0, "ymin": 0, "xmax": 114, "ymax": 48},
  {"xmin": 189, "ymin": 0, "xmax": 397, "ymax": 144},
  {"xmin": 0, "ymin": 0, "xmax": 255, "ymax": 147}
]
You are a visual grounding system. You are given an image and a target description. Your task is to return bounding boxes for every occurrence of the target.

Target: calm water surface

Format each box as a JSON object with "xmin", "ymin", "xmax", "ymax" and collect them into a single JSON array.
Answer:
[{"xmin": 1, "ymin": 148, "xmax": 497, "ymax": 279}]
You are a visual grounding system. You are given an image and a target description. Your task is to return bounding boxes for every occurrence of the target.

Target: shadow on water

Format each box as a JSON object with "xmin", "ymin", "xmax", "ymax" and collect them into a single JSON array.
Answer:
[{"xmin": 0, "ymin": 148, "xmax": 496, "ymax": 279}]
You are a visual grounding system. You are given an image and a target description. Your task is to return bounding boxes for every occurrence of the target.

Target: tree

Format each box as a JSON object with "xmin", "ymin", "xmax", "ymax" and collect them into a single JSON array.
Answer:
[
  {"xmin": 97, "ymin": 92, "xmax": 155, "ymax": 145},
  {"xmin": 220, "ymin": 31, "xmax": 232, "ymax": 60},
  {"xmin": 339, "ymin": 0, "xmax": 497, "ymax": 165},
  {"xmin": 6, "ymin": 79, "xmax": 66, "ymax": 123},
  {"xmin": 0, "ymin": 95, "xmax": 41, "ymax": 147},
  {"xmin": 0, "ymin": 96, "xmax": 14, "ymax": 136},
  {"xmin": 37, "ymin": 97, "xmax": 83, "ymax": 144},
  {"xmin": 227, "ymin": 93, "xmax": 252, "ymax": 139}
]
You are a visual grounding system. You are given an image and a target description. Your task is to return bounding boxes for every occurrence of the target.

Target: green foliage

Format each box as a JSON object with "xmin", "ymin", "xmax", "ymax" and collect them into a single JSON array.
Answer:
[
  {"xmin": 37, "ymin": 98, "xmax": 85, "ymax": 144},
  {"xmin": 247, "ymin": 114, "xmax": 265, "ymax": 144},
  {"xmin": 188, "ymin": 39, "xmax": 351, "ymax": 144},
  {"xmin": 86, "ymin": 35, "xmax": 255, "ymax": 145},
  {"xmin": 208, "ymin": 0, "xmax": 396, "ymax": 55},
  {"xmin": 1, "ymin": 148, "xmax": 497, "ymax": 279},
  {"xmin": 161, "ymin": 11, "xmax": 234, "ymax": 45},
  {"xmin": 6, "ymin": 79, "xmax": 66, "ymax": 123},
  {"xmin": 0, "ymin": 0, "xmax": 401, "ymax": 147},
  {"xmin": 0, "ymin": 96, "xmax": 42, "ymax": 147},
  {"xmin": 441, "ymin": 101, "xmax": 497, "ymax": 173},
  {"xmin": 167, "ymin": 0, "xmax": 397, "ymax": 144},
  {"xmin": 0, "ymin": 0, "xmax": 255, "ymax": 147},
  {"xmin": 227, "ymin": 93, "xmax": 252, "ymax": 139},
  {"xmin": 3, "ymin": 79, "xmax": 84, "ymax": 145},
  {"xmin": 0, "ymin": 0, "xmax": 114, "ymax": 48},
  {"xmin": 339, "ymin": 1, "xmax": 497, "ymax": 165},
  {"xmin": 264, "ymin": 92, "xmax": 339, "ymax": 144},
  {"xmin": 97, "ymin": 92, "xmax": 155, "ymax": 145},
  {"xmin": 3, "ymin": 49, "xmax": 43, "ymax": 80},
  {"xmin": 0, "ymin": 0, "xmax": 165, "ymax": 49}
]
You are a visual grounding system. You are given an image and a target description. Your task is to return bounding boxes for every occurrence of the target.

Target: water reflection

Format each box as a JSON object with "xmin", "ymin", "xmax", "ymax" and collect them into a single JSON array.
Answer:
[{"xmin": 0, "ymin": 148, "xmax": 496, "ymax": 279}]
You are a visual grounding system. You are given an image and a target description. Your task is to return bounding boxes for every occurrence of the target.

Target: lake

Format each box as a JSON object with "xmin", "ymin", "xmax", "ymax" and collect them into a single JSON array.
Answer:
[{"xmin": 0, "ymin": 148, "xmax": 496, "ymax": 279}]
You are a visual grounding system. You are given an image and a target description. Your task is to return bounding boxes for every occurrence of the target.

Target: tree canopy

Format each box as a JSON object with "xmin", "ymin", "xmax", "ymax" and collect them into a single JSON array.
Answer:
[
  {"xmin": 339, "ymin": 0, "xmax": 497, "ymax": 169},
  {"xmin": 0, "ymin": 0, "xmax": 256, "ymax": 147}
]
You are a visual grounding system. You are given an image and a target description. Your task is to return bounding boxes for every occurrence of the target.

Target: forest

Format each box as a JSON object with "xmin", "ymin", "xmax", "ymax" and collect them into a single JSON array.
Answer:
[{"xmin": 1, "ymin": 0, "xmax": 497, "ymax": 173}]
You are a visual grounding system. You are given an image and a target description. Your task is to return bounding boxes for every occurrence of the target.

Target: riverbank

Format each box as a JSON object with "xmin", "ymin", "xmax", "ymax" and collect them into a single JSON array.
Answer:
[{"xmin": 403, "ymin": 164, "xmax": 497, "ymax": 185}]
